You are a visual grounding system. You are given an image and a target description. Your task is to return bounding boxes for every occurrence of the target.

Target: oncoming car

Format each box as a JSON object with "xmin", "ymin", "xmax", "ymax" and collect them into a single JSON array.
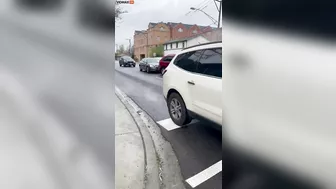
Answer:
[
  {"xmin": 119, "ymin": 56, "xmax": 136, "ymax": 67},
  {"xmin": 162, "ymin": 41, "xmax": 222, "ymax": 127}
]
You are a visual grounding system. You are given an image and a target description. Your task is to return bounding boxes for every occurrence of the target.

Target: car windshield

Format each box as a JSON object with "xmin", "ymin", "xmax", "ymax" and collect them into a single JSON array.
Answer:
[
  {"xmin": 123, "ymin": 57, "xmax": 133, "ymax": 61},
  {"xmin": 147, "ymin": 58, "xmax": 161, "ymax": 63}
]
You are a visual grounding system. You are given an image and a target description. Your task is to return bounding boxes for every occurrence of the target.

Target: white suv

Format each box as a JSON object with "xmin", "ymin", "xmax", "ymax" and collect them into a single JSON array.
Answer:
[{"xmin": 162, "ymin": 42, "xmax": 222, "ymax": 127}]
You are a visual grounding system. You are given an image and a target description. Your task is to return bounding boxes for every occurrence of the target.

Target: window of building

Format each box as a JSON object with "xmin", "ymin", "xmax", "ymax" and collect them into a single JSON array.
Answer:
[
  {"xmin": 178, "ymin": 28, "xmax": 183, "ymax": 32},
  {"xmin": 173, "ymin": 50, "xmax": 203, "ymax": 72},
  {"xmin": 196, "ymin": 48, "xmax": 222, "ymax": 78},
  {"xmin": 170, "ymin": 43, "xmax": 172, "ymax": 49},
  {"xmin": 176, "ymin": 43, "xmax": 178, "ymax": 48},
  {"xmin": 193, "ymin": 30, "xmax": 198, "ymax": 34},
  {"xmin": 157, "ymin": 36, "xmax": 160, "ymax": 41},
  {"xmin": 160, "ymin": 27, "xmax": 164, "ymax": 31},
  {"xmin": 182, "ymin": 42, "xmax": 185, "ymax": 48}
]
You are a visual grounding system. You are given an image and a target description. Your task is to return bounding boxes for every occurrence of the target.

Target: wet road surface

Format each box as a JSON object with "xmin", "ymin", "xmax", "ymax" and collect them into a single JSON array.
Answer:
[{"xmin": 115, "ymin": 62, "xmax": 222, "ymax": 189}]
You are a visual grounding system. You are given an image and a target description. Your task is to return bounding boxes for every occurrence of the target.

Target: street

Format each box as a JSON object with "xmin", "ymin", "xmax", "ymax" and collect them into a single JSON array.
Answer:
[{"xmin": 115, "ymin": 62, "xmax": 222, "ymax": 189}]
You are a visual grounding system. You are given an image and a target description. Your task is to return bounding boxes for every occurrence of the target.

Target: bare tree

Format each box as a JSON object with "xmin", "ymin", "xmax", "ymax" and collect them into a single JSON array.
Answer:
[{"xmin": 115, "ymin": 4, "xmax": 127, "ymax": 22}]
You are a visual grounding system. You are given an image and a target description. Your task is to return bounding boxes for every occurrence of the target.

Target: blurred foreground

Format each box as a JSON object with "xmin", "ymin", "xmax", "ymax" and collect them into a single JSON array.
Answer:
[{"xmin": 0, "ymin": 0, "xmax": 114, "ymax": 188}]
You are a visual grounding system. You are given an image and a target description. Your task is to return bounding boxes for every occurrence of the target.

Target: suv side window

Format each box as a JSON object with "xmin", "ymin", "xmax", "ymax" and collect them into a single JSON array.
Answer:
[
  {"xmin": 196, "ymin": 48, "xmax": 222, "ymax": 78},
  {"xmin": 174, "ymin": 51, "xmax": 203, "ymax": 72}
]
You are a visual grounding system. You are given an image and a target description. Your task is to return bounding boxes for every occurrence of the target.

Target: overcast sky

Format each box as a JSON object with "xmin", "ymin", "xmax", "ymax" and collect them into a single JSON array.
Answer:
[{"xmin": 115, "ymin": 0, "xmax": 220, "ymax": 49}]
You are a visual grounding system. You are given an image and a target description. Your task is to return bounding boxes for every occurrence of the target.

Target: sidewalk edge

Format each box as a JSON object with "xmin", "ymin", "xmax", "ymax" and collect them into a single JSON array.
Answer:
[
  {"xmin": 115, "ymin": 86, "xmax": 186, "ymax": 189},
  {"xmin": 115, "ymin": 87, "xmax": 161, "ymax": 189}
]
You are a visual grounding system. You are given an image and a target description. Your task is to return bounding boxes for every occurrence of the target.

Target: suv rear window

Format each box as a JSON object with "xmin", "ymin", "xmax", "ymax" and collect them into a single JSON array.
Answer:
[
  {"xmin": 174, "ymin": 51, "xmax": 203, "ymax": 72},
  {"xmin": 197, "ymin": 48, "xmax": 222, "ymax": 78},
  {"xmin": 223, "ymin": 0, "xmax": 336, "ymax": 38}
]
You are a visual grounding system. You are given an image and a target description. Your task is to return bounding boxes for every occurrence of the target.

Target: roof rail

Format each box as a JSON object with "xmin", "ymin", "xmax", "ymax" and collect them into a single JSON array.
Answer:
[{"xmin": 182, "ymin": 41, "xmax": 222, "ymax": 51}]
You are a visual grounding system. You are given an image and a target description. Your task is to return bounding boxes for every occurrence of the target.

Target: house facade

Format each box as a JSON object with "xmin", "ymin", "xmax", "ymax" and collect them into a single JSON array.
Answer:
[
  {"xmin": 133, "ymin": 30, "xmax": 148, "ymax": 60},
  {"xmin": 163, "ymin": 35, "xmax": 209, "ymax": 56},
  {"xmin": 134, "ymin": 22, "xmax": 216, "ymax": 60}
]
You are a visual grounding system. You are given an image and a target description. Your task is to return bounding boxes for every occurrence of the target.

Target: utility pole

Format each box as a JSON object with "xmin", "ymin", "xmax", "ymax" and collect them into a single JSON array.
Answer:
[
  {"xmin": 217, "ymin": 0, "xmax": 222, "ymax": 28},
  {"xmin": 126, "ymin": 38, "xmax": 131, "ymax": 56}
]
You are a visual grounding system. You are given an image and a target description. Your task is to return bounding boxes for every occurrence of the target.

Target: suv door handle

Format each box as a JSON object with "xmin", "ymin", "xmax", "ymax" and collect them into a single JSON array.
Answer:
[{"xmin": 188, "ymin": 81, "xmax": 195, "ymax": 85}]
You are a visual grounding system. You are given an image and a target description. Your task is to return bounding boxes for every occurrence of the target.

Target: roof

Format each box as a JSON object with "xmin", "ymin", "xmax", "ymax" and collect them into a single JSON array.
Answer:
[
  {"xmin": 182, "ymin": 41, "xmax": 222, "ymax": 51},
  {"xmin": 163, "ymin": 35, "xmax": 208, "ymax": 44},
  {"xmin": 148, "ymin": 22, "xmax": 213, "ymax": 30}
]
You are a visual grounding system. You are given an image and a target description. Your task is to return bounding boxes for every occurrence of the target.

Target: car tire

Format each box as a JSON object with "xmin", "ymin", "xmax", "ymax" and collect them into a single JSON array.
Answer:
[
  {"xmin": 139, "ymin": 67, "xmax": 142, "ymax": 71},
  {"xmin": 146, "ymin": 67, "xmax": 150, "ymax": 73},
  {"xmin": 167, "ymin": 92, "xmax": 192, "ymax": 126}
]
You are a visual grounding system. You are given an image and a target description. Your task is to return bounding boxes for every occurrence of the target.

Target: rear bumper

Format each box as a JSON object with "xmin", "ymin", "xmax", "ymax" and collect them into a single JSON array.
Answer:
[
  {"xmin": 149, "ymin": 67, "xmax": 159, "ymax": 72},
  {"xmin": 123, "ymin": 62, "xmax": 135, "ymax": 66}
]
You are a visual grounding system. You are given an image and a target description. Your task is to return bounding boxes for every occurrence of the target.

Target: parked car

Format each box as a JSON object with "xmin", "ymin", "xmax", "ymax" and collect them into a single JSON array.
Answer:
[
  {"xmin": 162, "ymin": 42, "xmax": 222, "ymax": 126},
  {"xmin": 159, "ymin": 54, "xmax": 175, "ymax": 74},
  {"xmin": 139, "ymin": 57, "xmax": 162, "ymax": 73},
  {"xmin": 119, "ymin": 56, "xmax": 136, "ymax": 67},
  {"xmin": 222, "ymin": 0, "xmax": 336, "ymax": 188}
]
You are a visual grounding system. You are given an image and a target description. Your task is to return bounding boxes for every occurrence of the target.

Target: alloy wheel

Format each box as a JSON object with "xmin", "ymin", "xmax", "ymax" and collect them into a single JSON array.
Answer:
[{"xmin": 170, "ymin": 98, "xmax": 182, "ymax": 120}]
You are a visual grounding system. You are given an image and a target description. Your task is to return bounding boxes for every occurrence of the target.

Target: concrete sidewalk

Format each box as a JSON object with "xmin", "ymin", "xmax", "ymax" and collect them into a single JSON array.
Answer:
[{"xmin": 115, "ymin": 96, "xmax": 145, "ymax": 189}]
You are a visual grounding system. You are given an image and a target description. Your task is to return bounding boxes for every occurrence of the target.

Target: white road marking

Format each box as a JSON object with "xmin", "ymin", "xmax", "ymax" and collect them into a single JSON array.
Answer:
[
  {"xmin": 157, "ymin": 118, "xmax": 199, "ymax": 131},
  {"xmin": 186, "ymin": 160, "xmax": 222, "ymax": 188},
  {"xmin": 157, "ymin": 118, "xmax": 181, "ymax": 131},
  {"xmin": 155, "ymin": 76, "xmax": 163, "ymax": 80}
]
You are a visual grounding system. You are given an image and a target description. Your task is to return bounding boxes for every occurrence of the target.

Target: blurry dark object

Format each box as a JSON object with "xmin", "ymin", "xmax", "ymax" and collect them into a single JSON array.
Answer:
[
  {"xmin": 222, "ymin": 0, "xmax": 336, "ymax": 39},
  {"xmin": 15, "ymin": 0, "xmax": 64, "ymax": 10},
  {"xmin": 77, "ymin": 0, "xmax": 114, "ymax": 31},
  {"xmin": 222, "ymin": 0, "xmax": 336, "ymax": 189}
]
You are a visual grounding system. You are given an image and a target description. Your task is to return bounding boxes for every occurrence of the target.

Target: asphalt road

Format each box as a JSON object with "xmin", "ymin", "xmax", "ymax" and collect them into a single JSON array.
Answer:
[
  {"xmin": 0, "ymin": 20, "xmax": 115, "ymax": 178},
  {"xmin": 115, "ymin": 62, "xmax": 222, "ymax": 189}
]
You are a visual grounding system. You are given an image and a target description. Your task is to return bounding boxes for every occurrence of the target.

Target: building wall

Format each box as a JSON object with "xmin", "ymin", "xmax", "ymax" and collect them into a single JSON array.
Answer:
[
  {"xmin": 171, "ymin": 23, "xmax": 188, "ymax": 40},
  {"xmin": 147, "ymin": 23, "xmax": 170, "ymax": 46},
  {"xmin": 133, "ymin": 31, "xmax": 148, "ymax": 60},
  {"xmin": 187, "ymin": 25, "xmax": 202, "ymax": 37},
  {"xmin": 187, "ymin": 36, "xmax": 209, "ymax": 47},
  {"xmin": 163, "ymin": 36, "xmax": 209, "ymax": 56},
  {"xmin": 201, "ymin": 28, "xmax": 222, "ymax": 42},
  {"xmin": 164, "ymin": 49, "xmax": 183, "ymax": 56}
]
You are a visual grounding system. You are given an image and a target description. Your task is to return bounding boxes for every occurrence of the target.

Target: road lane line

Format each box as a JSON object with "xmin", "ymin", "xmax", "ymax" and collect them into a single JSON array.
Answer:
[
  {"xmin": 157, "ymin": 118, "xmax": 181, "ymax": 131},
  {"xmin": 186, "ymin": 160, "xmax": 222, "ymax": 188},
  {"xmin": 156, "ymin": 76, "xmax": 163, "ymax": 80}
]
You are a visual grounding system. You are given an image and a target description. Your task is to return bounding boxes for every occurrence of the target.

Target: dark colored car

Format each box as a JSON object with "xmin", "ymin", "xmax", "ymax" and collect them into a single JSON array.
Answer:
[
  {"xmin": 119, "ymin": 56, "xmax": 136, "ymax": 67},
  {"xmin": 159, "ymin": 54, "xmax": 175, "ymax": 74},
  {"xmin": 139, "ymin": 58, "xmax": 162, "ymax": 73}
]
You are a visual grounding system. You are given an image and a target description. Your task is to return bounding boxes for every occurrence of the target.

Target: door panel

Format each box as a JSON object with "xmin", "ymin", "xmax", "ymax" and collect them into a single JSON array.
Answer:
[
  {"xmin": 223, "ymin": 20, "xmax": 336, "ymax": 187},
  {"xmin": 188, "ymin": 74, "xmax": 222, "ymax": 125},
  {"xmin": 188, "ymin": 48, "xmax": 222, "ymax": 125}
]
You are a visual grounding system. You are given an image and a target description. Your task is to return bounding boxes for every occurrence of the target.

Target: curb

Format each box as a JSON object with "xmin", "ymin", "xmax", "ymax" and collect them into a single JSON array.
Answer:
[
  {"xmin": 115, "ymin": 87, "xmax": 186, "ymax": 189},
  {"xmin": 115, "ymin": 87, "xmax": 160, "ymax": 189}
]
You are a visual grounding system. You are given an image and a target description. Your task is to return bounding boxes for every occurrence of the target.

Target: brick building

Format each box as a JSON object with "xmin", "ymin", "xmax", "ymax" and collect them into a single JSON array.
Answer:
[{"xmin": 134, "ymin": 22, "xmax": 216, "ymax": 60}]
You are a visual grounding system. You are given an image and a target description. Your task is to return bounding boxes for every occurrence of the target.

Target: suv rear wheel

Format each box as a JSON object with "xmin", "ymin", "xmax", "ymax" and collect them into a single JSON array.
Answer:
[{"xmin": 167, "ymin": 92, "xmax": 192, "ymax": 126}]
